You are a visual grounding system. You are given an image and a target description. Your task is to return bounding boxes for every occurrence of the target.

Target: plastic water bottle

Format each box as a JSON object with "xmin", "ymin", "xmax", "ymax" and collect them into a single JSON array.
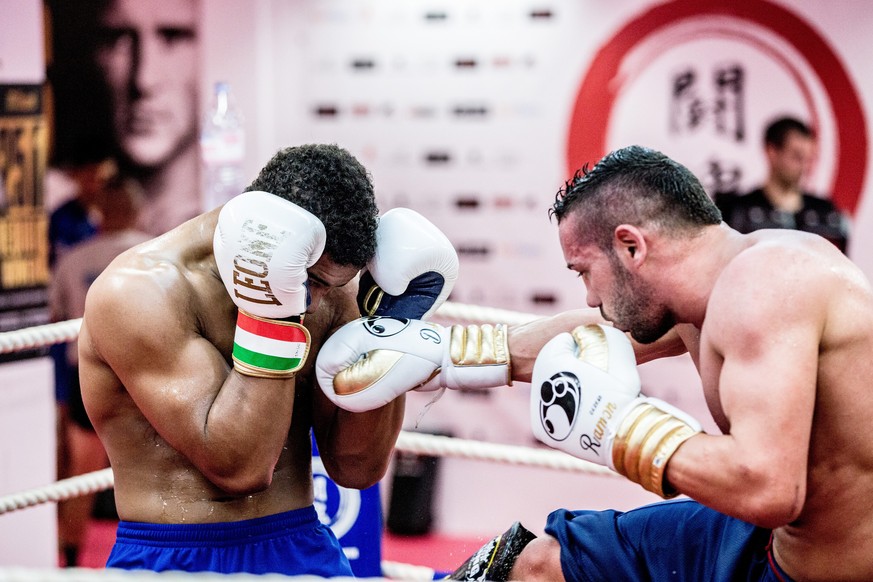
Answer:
[{"xmin": 201, "ymin": 82, "xmax": 246, "ymax": 210}]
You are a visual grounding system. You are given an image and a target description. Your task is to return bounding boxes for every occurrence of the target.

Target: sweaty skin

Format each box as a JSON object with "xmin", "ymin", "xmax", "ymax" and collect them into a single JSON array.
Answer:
[
  {"xmin": 556, "ymin": 216, "xmax": 873, "ymax": 582},
  {"xmin": 78, "ymin": 208, "xmax": 404, "ymax": 524}
]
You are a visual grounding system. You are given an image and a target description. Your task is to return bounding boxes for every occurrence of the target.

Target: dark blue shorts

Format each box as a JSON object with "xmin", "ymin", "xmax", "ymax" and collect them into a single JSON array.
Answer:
[
  {"xmin": 545, "ymin": 499, "xmax": 794, "ymax": 582},
  {"xmin": 106, "ymin": 505, "xmax": 353, "ymax": 577}
]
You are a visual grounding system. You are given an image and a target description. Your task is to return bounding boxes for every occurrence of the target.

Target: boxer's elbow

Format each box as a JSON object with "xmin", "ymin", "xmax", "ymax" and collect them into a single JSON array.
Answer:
[
  {"xmin": 745, "ymin": 494, "xmax": 803, "ymax": 528},
  {"xmin": 324, "ymin": 455, "xmax": 389, "ymax": 490},
  {"xmin": 203, "ymin": 458, "xmax": 275, "ymax": 495},
  {"xmin": 213, "ymin": 471, "xmax": 273, "ymax": 495},
  {"xmin": 738, "ymin": 472, "xmax": 804, "ymax": 528}
]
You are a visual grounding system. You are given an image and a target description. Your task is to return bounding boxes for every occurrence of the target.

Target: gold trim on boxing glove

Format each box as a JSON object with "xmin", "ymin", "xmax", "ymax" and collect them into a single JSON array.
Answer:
[
  {"xmin": 609, "ymin": 401, "xmax": 650, "ymax": 479},
  {"xmin": 359, "ymin": 284, "xmax": 384, "ymax": 317},
  {"xmin": 333, "ymin": 349, "xmax": 405, "ymax": 395},
  {"xmin": 448, "ymin": 324, "xmax": 512, "ymax": 385},
  {"xmin": 611, "ymin": 401, "xmax": 700, "ymax": 498},
  {"xmin": 571, "ymin": 325, "xmax": 609, "ymax": 372},
  {"xmin": 644, "ymin": 421, "xmax": 698, "ymax": 498}
]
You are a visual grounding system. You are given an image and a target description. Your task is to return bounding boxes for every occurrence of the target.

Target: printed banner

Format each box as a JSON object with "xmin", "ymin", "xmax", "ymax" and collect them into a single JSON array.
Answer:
[{"xmin": 0, "ymin": 83, "xmax": 50, "ymax": 362}]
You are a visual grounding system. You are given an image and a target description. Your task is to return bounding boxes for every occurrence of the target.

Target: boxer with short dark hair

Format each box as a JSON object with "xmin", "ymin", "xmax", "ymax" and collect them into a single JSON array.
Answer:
[
  {"xmin": 78, "ymin": 143, "xmax": 459, "ymax": 576},
  {"xmin": 455, "ymin": 145, "xmax": 873, "ymax": 581}
]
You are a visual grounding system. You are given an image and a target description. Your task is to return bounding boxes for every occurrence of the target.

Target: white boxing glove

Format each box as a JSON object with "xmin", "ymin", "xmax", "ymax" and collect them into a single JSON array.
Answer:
[
  {"xmin": 214, "ymin": 190, "xmax": 326, "ymax": 378},
  {"xmin": 316, "ymin": 316, "xmax": 511, "ymax": 413},
  {"xmin": 531, "ymin": 324, "xmax": 702, "ymax": 498},
  {"xmin": 357, "ymin": 208, "xmax": 459, "ymax": 320}
]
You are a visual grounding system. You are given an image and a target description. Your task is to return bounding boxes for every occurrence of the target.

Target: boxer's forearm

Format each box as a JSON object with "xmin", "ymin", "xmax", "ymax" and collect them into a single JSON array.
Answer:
[
  {"xmin": 664, "ymin": 433, "xmax": 804, "ymax": 528},
  {"xmin": 316, "ymin": 396, "xmax": 405, "ymax": 489},
  {"xmin": 192, "ymin": 370, "xmax": 297, "ymax": 493},
  {"xmin": 509, "ymin": 310, "xmax": 687, "ymax": 382}
]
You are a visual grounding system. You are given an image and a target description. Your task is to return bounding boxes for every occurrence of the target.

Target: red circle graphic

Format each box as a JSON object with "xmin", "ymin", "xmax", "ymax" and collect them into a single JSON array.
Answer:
[{"xmin": 566, "ymin": 0, "xmax": 867, "ymax": 215}]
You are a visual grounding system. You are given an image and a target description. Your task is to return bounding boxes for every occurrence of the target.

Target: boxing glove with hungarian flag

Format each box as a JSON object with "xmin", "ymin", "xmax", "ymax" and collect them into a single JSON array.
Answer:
[
  {"xmin": 531, "ymin": 324, "xmax": 703, "ymax": 498},
  {"xmin": 213, "ymin": 190, "xmax": 325, "ymax": 378},
  {"xmin": 316, "ymin": 316, "xmax": 511, "ymax": 413}
]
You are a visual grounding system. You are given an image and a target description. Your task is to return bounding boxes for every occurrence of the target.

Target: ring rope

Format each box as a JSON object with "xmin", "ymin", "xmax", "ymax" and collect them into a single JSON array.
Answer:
[
  {"xmin": 431, "ymin": 301, "xmax": 540, "ymax": 325},
  {"xmin": 0, "ymin": 433, "xmax": 615, "ymax": 516},
  {"xmin": 0, "ymin": 469, "xmax": 113, "ymax": 516},
  {"xmin": 0, "ymin": 318, "xmax": 83, "ymax": 354},
  {"xmin": 0, "ymin": 566, "xmax": 438, "ymax": 581},
  {"xmin": 0, "ymin": 301, "xmax": 539, "ymax": 355},
  {"xmin": 0, "ymin": 565, "xmax": 432, "ymax": 582},
  {"xmin": 395, "ymin": 431, "xmax": 614, "ymax": 475},
  {"xmin": 380, "ymin": 561, "xmax": 436, "ymax": 581}
]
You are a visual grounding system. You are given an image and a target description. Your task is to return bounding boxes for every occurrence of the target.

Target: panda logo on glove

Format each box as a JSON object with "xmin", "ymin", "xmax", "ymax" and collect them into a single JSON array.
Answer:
[{"xmin": 538, "ymin": 372, "xmax": 581, "ymax": 441}]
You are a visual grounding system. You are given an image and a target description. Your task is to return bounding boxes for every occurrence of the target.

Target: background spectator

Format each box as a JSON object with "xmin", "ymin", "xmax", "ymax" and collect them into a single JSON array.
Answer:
[
  {"xmin": 715, "ymin": 116, "xmax": 851, "ymax": 252},
  {"xmin": 50, "ymin": 175, "xmax": 152, "ymax": 567}
]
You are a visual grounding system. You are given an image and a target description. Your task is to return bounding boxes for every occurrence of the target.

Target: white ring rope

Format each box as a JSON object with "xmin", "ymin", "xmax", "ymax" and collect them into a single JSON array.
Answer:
[
  {"xmin": 380, "ymin": 561, "xmax": 436, "ymax": 581},
  {"xmin": 0, "ymin": 567, "xmax": 436, "ymax": 582},
  {"xmin": 0, "ymin": 432, "xmax": 615, "ymax": 516},
  {"xmin": 432, "ymin": 301, "xmax": 540, "ymax": 325},
  {"xmin": 0, "ymin": 301, "xmax": 538, "ymax": 354},
  {"xmin": 0, "ymin": 318, "xmax": 82, "ymax": 354},
  {"xmin": 395, "ymin": 431, "xmax": 614, "ymax": 475},
  {"xmin": 0, "ymin": 564, "xmax": 433, "ymax": 581},
  {"xmin": 0, "ymin": 469, "xmax": 114, "ymax": 516},
  {"xmin": 0, "ymin": 568, "xmax": 374, "ymax": 581}
]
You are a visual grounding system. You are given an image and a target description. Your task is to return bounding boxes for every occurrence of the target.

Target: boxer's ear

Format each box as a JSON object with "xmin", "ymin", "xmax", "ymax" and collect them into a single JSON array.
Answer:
[{"xmin": 613, "ymin": 224, "xmax": 646, "ymax": 269}]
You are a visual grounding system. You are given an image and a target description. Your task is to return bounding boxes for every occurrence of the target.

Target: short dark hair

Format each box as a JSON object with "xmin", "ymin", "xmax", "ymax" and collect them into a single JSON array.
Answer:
[
  {"xmin": 764, "ymin": 116, "xmax": 814, "ymax": 149},
  {"xmin": 551, "ymin": 145, "xmax": 722, "ymax": 249},
  {"xmin": 247, "ymin": 144, "xmax": 379, "ymax": 268}
]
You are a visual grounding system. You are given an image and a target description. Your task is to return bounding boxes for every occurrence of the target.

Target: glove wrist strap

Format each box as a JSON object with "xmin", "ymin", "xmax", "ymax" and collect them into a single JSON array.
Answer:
[
  {"xmin": 232, "ymin": 310, "xmax": 311, "ymax": 378},
  {"xmin": 611, "ymin": 400, "xmax": 700, "ymax": 498},
  {"xmin": 443, "ymin": 323, "xmax": 512, "ymax": 388},
  {"xmin": 358, "ymin": 282, "xmax": 383, "ymax": 317}
]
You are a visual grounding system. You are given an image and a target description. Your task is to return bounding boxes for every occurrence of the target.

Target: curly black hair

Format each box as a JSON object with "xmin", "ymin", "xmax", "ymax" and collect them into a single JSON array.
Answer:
[{"xmin": 247, "ymin": 144, "xmax": 379, "ymax": 268}]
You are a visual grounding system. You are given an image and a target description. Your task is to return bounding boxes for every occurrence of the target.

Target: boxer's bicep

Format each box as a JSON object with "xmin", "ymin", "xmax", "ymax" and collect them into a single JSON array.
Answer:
[
  {"xmin": 89, "ymin": 270, "xmax": 229, "ymax": 458},
  {"xmin": 714, "ymin": 272, "xmax": 820, "ymax": 491}
]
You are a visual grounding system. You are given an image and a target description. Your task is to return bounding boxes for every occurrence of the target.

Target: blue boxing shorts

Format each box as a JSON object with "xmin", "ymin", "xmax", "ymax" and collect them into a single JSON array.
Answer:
[
  {"xmin": 545, "ymin": 498, "xmax": 794, "ymax": 582},
  {"xmin": 106, "ymin": 505, "xmax": 353, "ymax": 577}
]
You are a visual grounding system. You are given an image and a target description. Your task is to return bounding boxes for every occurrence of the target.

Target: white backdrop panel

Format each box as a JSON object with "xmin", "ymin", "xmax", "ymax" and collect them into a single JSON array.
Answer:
[{"xmin": 201, "ymin": 0, "xmax": 873, "ymax": 536}]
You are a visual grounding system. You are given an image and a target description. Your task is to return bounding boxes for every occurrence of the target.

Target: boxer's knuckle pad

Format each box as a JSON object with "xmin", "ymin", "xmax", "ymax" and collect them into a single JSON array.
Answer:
[
  {"xmin": 332, "ymin": 352, "xmax": 440, "ymax": 412},
  {"xmin": 316, "ymin": 317, "xmax": 444, "ymax": 411},
  {"xmin": 530, "ymin": 325, "xmax": 641, "ymax": 466},
  {"xmin": 214, "ymin": 190, "xmax": 326, "ymax": 318},
  {"xmin": 363, "ymin": 207, "xmax": 459, "ymax": 320}
]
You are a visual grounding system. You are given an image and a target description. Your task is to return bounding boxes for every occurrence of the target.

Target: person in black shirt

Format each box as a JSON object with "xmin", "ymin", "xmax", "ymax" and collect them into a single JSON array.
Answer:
[{"xmin": 716, "ymin": 116, "xmax": 850, "ymax": 253}]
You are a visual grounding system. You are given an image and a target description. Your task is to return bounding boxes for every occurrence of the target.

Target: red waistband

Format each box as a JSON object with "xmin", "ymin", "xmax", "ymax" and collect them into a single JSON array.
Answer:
[{"xmin": 765, "ymin": 532, "xmax": 789, "ymax": 582}]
